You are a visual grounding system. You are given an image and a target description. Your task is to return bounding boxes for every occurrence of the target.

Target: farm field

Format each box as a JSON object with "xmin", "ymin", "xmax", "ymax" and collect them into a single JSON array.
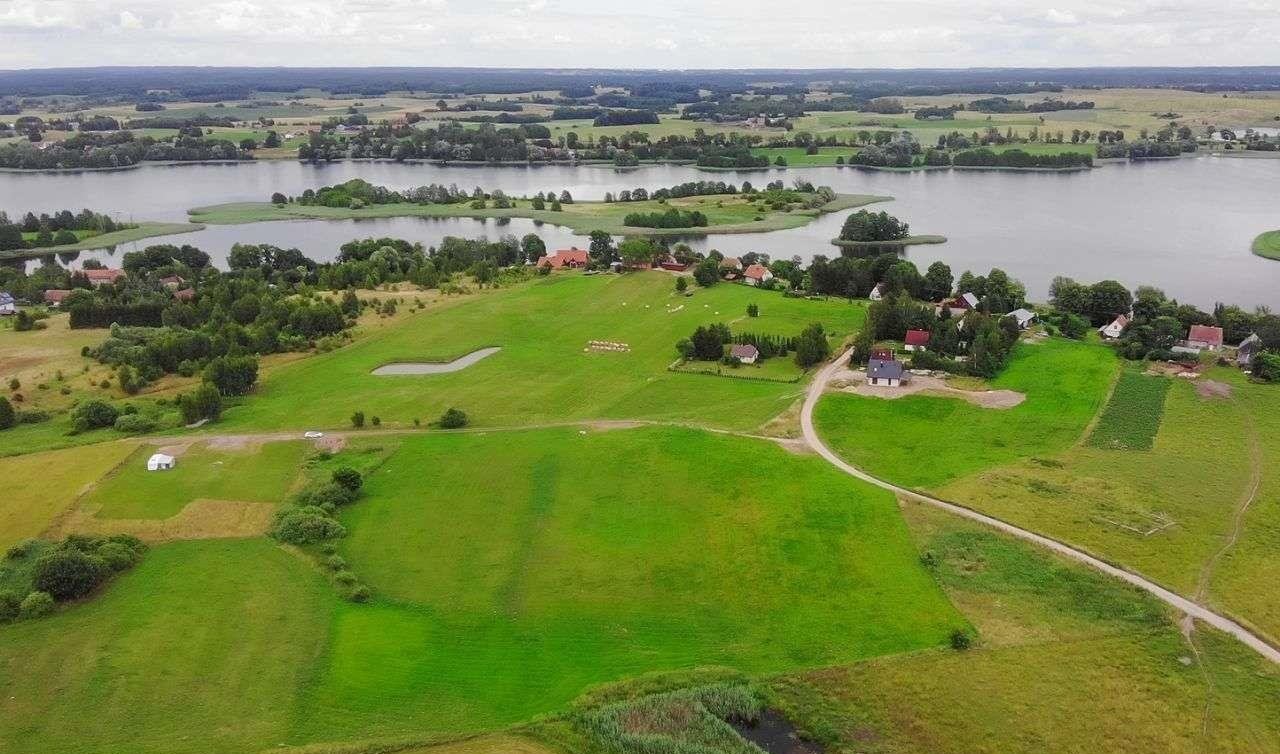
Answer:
[
  {"xmin": 771, "ymin": 501, "xmax": 1280, "ymax": 753},
  {"xmin": 214, "ymin": 272, "xmax": 868, "ymax": 434},
  {"xmin": 80, "ymin": 440, "xmax": 310, "ymax": 519},
  {"xmin": 0, "ymin": 441, "xmax": 138, "ymax": 550},
  {"xmin": 813, "ymin": 337, "xmax": 1118, "ymax": 489},
  {"xmin": 0, "ymin": 425, "xmax": 965, "ymax": 753},
  {"xmin": 188, "ymin": 192, "xmax": 885, "ymax": 236},
  {"xmin": 1086, "ymin": 369, "xmax": 1171, "ymax": 450}
]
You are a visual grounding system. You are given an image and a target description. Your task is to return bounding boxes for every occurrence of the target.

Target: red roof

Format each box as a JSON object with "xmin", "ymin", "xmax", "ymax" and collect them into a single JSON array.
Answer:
[
  {"xmin": 43, "ymin": 289, "xmax": 72, "ymax": 303},
  {"xmin": 538, "ymin": 249, "xmax": 590, "ymax": 269},
  {"xmin": 904, "ymin": 329, "xmax": 931, "ymax": 347},
  {"xmin": 82, "ymin": 268, "xmax": 124, "ymax": 283},
  {"xmin": 744, "ymin": 263, "xmax": 770, "ymax": 280},
  {"xmin": 172, "ymin": 288, "xmax": 196, "ymax": 301},
  {"xmin": 1187, "ymin": 324, "xmax": 1223, "ymax": 347}
]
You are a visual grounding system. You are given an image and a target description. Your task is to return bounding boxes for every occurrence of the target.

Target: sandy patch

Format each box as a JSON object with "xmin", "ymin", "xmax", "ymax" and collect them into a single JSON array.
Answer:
[
  {"xmin": 1196, "ymin": 380, "xmax": 1233, "ymax": 400},
  {"xmin": 51, "ymin": 499, "xmax": 276, "ymax": 542},
  {"xmin": 205, "ymin": 435, "xmax": 268, "ymax": 451},
  {"xmin": 585, "ymin": 420, "xmax": 646, "ymax": 432},
  {"xmin": 836, "ymin": 370, "xmax": 1026, "ymax": 409},
  {"xmin": 154, "ymin": 441, "xmax": 194, "ymax": 458},
  {"xmin": 315, "ymin": 435, "xmax": 347, "ymax": 452}
]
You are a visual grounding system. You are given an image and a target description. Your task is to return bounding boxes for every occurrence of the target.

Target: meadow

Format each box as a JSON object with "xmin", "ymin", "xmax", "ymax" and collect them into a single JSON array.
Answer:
[
  {"xmin": 188, "ymin": 192, "xmax": 885, "ymax": 236},
  {"xmin": 0, "ymin": 441, "xmax": 138, "ymax": 550},
  {"xmin": 214, "ymin": 272, "xmax": 868, "ymax": 434},
  {"xmin": 813, "ymin": 337, "xmax": 1118, "ymax": 489},
  {"xmin": 1253, "ymin": 230, "xmax": 1280, "ymax": 260},
  {"xmin": 0, "ymin": 425, "xmax": 964, "ymax": 753}
]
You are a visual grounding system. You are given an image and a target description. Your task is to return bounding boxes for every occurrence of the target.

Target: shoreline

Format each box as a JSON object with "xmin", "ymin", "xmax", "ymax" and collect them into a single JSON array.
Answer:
[{"xmin": 0, "ymin": 221, "xmax": 205, "ymax": 261}]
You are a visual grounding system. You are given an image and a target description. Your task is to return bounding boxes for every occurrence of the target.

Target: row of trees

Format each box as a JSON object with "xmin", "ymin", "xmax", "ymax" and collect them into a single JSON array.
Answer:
[
  {"xmin": 0, "ymin": 131, "xmax": 252, "ymax": 170},
  {"xmin": 0, "ymin": 209, "xmax": 126, "ymax": 251}
]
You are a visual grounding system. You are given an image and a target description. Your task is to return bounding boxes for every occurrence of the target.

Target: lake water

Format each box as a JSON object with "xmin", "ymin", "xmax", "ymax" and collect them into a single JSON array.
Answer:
[{"xmin": 2, "ymin": 157, "xmax": 1277, "ymax": 308}]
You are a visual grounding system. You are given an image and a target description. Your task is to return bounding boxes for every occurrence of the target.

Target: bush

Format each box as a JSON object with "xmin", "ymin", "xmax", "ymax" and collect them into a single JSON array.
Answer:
[
  {"xmin": 351, "ymin": 410, "xmax": 365, "ymax": 429},
  {"xmin": 0, "ymin": 590, "xmax": 20, "ymax": 621},
  {"xmin": 96, "ymin": 541, "xmax": 143, "ymax": 571},
  {"xmin": 178, "ymin": 382, "xmax": 223, "ymax": 424},
  {"xmin": 296, "ymin": 482, "xmax": 358, "ymax": 507},
  {"xmin": 203, "ymin": 355, "xmax": 259, "ymax": 396},
  {"xmin": 950, "ymin": 629, "xmax": 972, "ymax": 650},
  {"xmin": 331, "ymin": 467, "xmax": 363, "ymax": 491},
  {"xmin": 269, "ymin": 505, "xmax": 347, "ymax": 545},
  {"xmin": 112, "ymin": 413, "xmax": 157, "ymax": 434},
  {"xmin": 71, "ymin": 399, "xmax": 119, "ymax": 432},
  {"xmin": 19, "ymin": 591, "xmax": 54, "ymax": 619},
  {"xmin": 348, "ymin": 584, "xmax": 372, "ymax": 603},
  {"xmin": 32, "ymin": 548, "xmax": 108, "ymax": 600},
  {"xmin": 0, "ymin": 396, "xmax": 13, "ymax": 430},
  {"xmin": 334, "ymin": 569, "xmax": 358, "ymax": 585},
  {"xmin": 325, "ymin": 555, "xmax": 347, "ymax": 571},
  {"xmin": 439, "ymin": 407, "xmax": 468, "ymax": 429}
]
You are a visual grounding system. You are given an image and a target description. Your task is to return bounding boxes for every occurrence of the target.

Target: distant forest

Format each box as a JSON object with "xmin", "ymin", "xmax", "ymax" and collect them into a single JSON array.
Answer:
[{"xmin": 1, "ymin": 66, "xmax": 1279, "ymax": 99}]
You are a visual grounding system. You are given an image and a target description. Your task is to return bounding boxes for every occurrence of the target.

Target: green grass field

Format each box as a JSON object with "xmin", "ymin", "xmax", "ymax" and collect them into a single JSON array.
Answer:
[
  {"xmin": 749, "ymin": 147, "xmax": 859, "ymax": 166},
  {"xmin": 1252, "ymin": 230, "xmax": 1280, "ymax": 260},
  {"xmin": 188, "ymin": 192, "xmax": 886, "ymax": 237},
  {"xmin": 214, "ymin": 272, "xmax": 867, "ymax": 434},
  {"xmin": 814, "ymin": 337, "xmax": 1118, "ymax": 490},
  {"xmin": 80, "ymin": 440, "xmax": 309, "ymax": 519},
  {"xmin": 0, "ymin": 442, "xmax": 138, "ymax": 550},
  {"xmin": 1087, "ymin": 371, "xmax": 1172, "ymax": 450}
]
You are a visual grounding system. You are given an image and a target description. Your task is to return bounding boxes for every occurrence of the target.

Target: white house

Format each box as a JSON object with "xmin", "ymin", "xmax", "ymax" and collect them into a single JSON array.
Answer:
[
  {"xmin": 869, "ymin": 282, "xmax": 887, "ymax": 301},
  {"xmin": 0, "ymin": 292, "xmax": 15, "ymax": 316},
  {"xmin": 866, "ymin": 358, "xmax": 907, "ymax": 387},
  {"xmin": 1099, "ymin": 314, "xmax": 1129, "ymax": 339},
  {"xmin": 1006, "ymin": 308, "xmax": 1037, "ymax": 330},
  {"xmin": 730, "ymin": 343, "xmax": 760, "ymax": 364},
  {"xmin": 743, "ymin": 264, "xmax": 773, "ymax": 286},
  {"xmin": 146, "ymin": 453, "xmax": 176, "ymax": 471}
]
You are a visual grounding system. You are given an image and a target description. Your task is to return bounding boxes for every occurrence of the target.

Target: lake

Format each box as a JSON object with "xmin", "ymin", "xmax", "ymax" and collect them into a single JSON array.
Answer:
[{"xmin": 2, "ymin": 157, "xmax": 1277, "ymax": 308}]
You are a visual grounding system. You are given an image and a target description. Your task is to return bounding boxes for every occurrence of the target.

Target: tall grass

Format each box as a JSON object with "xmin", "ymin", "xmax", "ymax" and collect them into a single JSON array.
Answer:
[{"xmin": 574, "ymin": 684, "xmax": 764, "ymax": 754}]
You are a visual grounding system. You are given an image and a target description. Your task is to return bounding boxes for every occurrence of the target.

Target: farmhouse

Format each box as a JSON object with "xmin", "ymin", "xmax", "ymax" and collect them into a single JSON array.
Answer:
[
  {"xmin": 937, "ymin": 292, "xmax": 979, "ymax": 317},
  {"xmin": 1099, "ymin": 314, "xmax": 1129, "ymax": 339},
  {"xmin": 730, "ymin": 343, "xmax": 760, "ymax": 364},
  {"xmin": 1186, "ymin": 324, "xmax": 1224, "ymax": 351},
  {"xmin": 866, "ymin": 357, "xmax": 907, "ymax": 387},
  {"xmin": 719, "ymin": 256, "xmax": 743, "ymax": 271},
  {"xmin": 146, "ymin": 453, "xmax": 176, "ymax": 471},
  {"xmin": 42, "ymin": 289, "xmax": 72, "ymax": 306},
  {"xmin": 1237, "ymin": 333, "xmax": 1261, "ymax": 367},
  {"xmin": 903, "ymin": 329, "xmax": 931, "ymax": 352},
  {"xmin": 538, "ymin": 249, "xmax": 590, "ymax": 269},
  {"xmin": 658, "ymin": 255, "xmax": 689, "ymax": 272},
  {"xmin": 82, "ymin": 268, "xmax": 125, "ymax": 287},
  {"xmin": 0, "ymin": 292, "xmax": 14, "ymax": 315},
  {"xmin": 743, "ymin": 264, "xmax": 773, "ymax": 286},
  {"xmin": 869, "ymin": 282, "xmax": 888, "ymax": 301},
  {"xmin": 1007, "ymin": 308, "xmax": 1037, "ymax": 330}
]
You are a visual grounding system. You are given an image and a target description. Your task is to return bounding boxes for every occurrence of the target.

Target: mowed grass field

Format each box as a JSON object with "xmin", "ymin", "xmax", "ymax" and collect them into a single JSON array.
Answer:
[
  {"xmin": 0, "ymin": 425, "xmax": 965, "ymax": 752},
  {"xmin": 80, "ymin": 440, "xmax": 310, "ymax": 519},
  {"xmin": 0, "ymin": 442, "xmax": 138, "ymax": 550},
  {"xmin": 771, "ymin": 501, "xmax": 1280, "ymax": 753},
  {"xmin": 301, "ymin": 425, "xmax": 963, "ymax": 742},
  {"xmin": 814, "ymin": 337, "xmax": 1118, "ymax": 489},
  {"xmin": 188, "ymin": 192, "xmax": 885, "ymax": 236},
  {"xmin": 217, "ymin": 272, "xmax": 868, "ymax": 434},
  {"xmin": 1253, "ymin": 230, "xmax": 1280, "ymax": 260}
]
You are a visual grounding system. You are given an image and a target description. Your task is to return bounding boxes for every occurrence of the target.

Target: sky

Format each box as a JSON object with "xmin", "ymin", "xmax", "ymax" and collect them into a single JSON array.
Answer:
[{"xmin": 1, "ymin": 0, "xmax": 1279, "ymax": 69}]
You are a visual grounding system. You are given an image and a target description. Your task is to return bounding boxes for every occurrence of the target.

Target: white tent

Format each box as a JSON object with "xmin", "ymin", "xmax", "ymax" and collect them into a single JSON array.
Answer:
[{"xmin": 147, "ymin": 453, "xmax": 176, "ymax": 471}]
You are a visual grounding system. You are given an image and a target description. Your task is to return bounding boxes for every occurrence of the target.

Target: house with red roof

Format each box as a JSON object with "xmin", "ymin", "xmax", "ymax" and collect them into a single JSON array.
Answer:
[
  {"xmin": 42, "ymin": 289, "xmax": 73, "ymax": 306},
  {"xmin": 904, "ymin": 329, "xmax": 931, "ymax": 352},
  {"xmin": 1186, "ymin": 324, "xmax": 1224, "ymax": 351},
  {"xmin": 936, "ymin": 292, "xmax": 979, "ymax": 317},
  {"xmin": 82, "ymin": 268, "xmax": 124, "ymax": 286},
  {"xmin": 1098, "ymin": 314, "xmax": 1129, "ymax": 339},
  {"xmin": 743, "ymin": 264, "xmax": 773, "ymax": 287},
  {"xmin": 538, "ymin": 249, "xmax": 590, "ymax": 269}
]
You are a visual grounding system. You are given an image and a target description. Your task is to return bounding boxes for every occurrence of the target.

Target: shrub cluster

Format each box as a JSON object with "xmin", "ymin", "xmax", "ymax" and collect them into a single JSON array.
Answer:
[{"xmin": 0, "ymin": 535, "xmax": 147, "ymax": 623}]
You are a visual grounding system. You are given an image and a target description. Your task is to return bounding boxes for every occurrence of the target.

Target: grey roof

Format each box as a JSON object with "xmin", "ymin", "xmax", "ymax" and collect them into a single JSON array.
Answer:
[
  {"xmin": 1239, "ymin": 332, "xmax": 1261, "ymax": 352},
  {"xmin": 730, "ymin": 343, "xmax": 759, "ymax": 359},
  {"xmin": 0, "ymin": 292, "xmax": 13, "ymax": 303},
  {"xmin": 960, "ymin": 292, "xmax": 980, "ymax": 308},
  {"xmin": 867, "ymin": 358, "xmax": 906, "ymax": 381},
  {"xmin": 1007, "ymin": 308, "xmax": 1036, "ymax": 324}
]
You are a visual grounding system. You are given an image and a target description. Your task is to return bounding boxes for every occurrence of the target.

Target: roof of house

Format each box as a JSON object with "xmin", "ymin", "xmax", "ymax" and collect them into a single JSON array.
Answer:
[
  {"xmin": 744, "ymin": 263, "xmax": 770, "ymax": 280},
  {"xmin": 42, "ymin": 289, "xmax": 72, "ymax": 303},
  {"xmin": 539, "ymin": 249, "xmax": 590, "ymax": 268},
  {"xmin": 947, "ymin": 292, "xmax": 979, "ymax": 308},
  {"xmin": 172, "ymin": 287, "xmax": 196, "ymax": 301},
  {"xmin": 1239, "ymin": 332, "xmax": 1261, "ymax": 352},
  {"xmin": 159, "ymin": 275, "xmax": 185, "ymax": 285},
  {"xmin": 871, "ymin": 282, "xmax": 887, "ymax": 293},
  {"xmin": 1188, "ymin": 324, "xmax": 1224, "ymax": 346},
  {"xmin": 0, "ymin": 292, "xmax": 13, "ymax": 304},
  {"xmin": 147, "ymin": 452, "xmax": 175, "ymax": 464},
  {"xmin": 719, "ymin": 256, "xmax": 742, "ymax": 269},
  {"xmin": 867, "ymin": 358, "xmax": 906, "ymax": 381},
  {"xmin": 82, "ymin": 268, "xmax": 124, "ymax": 282},
  {"xmin": 1008, "ymin": 308, "xmax": 1036, "ymax": 323},
  {"xmin": 904, "ymin": 329, "xmax": 931, "ymax": 347},
  {"xmin": 730, "ymin": 344, "xmax": 760, "ymax": 359}
]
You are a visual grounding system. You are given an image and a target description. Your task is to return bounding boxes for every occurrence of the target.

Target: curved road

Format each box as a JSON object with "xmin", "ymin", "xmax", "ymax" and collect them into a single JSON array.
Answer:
[{"xmin": 801, "ymin": 348, "xmax": 1280, "ymax": 666}]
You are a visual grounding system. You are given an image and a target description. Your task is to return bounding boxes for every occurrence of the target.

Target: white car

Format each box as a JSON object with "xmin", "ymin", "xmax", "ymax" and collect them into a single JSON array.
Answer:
[{"xmin": 303, "ymin": 431, "xmax": 324, "ymax": 439}]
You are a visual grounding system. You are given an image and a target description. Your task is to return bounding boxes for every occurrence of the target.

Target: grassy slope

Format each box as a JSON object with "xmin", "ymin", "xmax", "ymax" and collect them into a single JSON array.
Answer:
[
  {"xmin": 0, "ymin": 222, "xmax": 203, "ymax": 259},
  {"xmin": 216, "ymin": 272, "xmax": 866, "ymax": 434},
  {"xmin": 771, "ymin": 501, "xmax": 1280, "ymax": 754},
  {"xmin": 814, "ymin": 337, "xmax": 1118, "ymax": 489},
  {"xmin": 0, "ymin": 539, "xmax": 334, "ymax": 754},
  {"xmin": 81, "ymin": 440, "xmax": 309, "ymax": 519},
  {"xmin": 1252, "ymin": 230, "xmax": 1280, "ymax": 260},
  {"xmin": 0, "ymin": 441, "xmax": 137, "ymax": 550},
  {"xmin": 187, "ymin": 193, "xmax": 887, "ymax": 236},
  {"xmin": 295, "ymin": 425, "xmax": 962, "ymax": 742}
]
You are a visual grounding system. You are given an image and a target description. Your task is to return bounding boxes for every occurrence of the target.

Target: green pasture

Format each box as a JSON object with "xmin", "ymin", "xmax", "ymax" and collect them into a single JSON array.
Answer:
[
  {"xmin": 188, "ymin": 192, "xmax": 886, "ymax": 237},
  {"xmin": 814, "ymin": 337, "xmax": 1118, "ymax": 490},
  {"xmin": 1252, "ymin": 230, "xmax": 1280, "ymax": 261},
  {"xmin": 215, "ymin": 272, "xmax": 867, "ymax": 433},
  {"xmin": 80, "ymin": 440, "xmax": 310, "ymax": 519}
]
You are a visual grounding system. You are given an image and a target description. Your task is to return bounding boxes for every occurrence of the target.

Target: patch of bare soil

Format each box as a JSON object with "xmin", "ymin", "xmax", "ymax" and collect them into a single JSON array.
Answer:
[
  {"xmin": 315, "ymin": 435, "xmax": 347, "ymax": 452},
  {"xmin": 54, "ymin": 499, "xmax": 276, "ymax": 542},
  {"xmin": 1195, "ymin": 380, "xmax": 1233, "ymax": 400},
  {"xmin": 840, "ymin": 371, "xmax": 1026, "ymax": 409},
  {"xmin": 585, "ymin": 420, "xmax": 646, "ymax": 432},
  {"xmin": 155, "ymin": 441, "xmax": 194, "ymax": 458}
]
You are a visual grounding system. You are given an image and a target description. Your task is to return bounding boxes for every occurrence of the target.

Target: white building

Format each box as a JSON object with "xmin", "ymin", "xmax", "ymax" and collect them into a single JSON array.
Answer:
[{"xmin": 147, "ymin": 453, "xmax": 176, "ymax": 471}]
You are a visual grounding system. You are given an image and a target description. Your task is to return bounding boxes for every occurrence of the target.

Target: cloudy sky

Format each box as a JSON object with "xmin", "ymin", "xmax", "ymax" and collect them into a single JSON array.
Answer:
[{"xmin": 1, "ymin": 0, "xmax": 1278, "ymax": 69}]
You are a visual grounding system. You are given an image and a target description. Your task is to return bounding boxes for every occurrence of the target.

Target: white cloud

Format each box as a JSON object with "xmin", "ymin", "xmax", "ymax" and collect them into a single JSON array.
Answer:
[{"xmin": 0, "ymin": 0, "xmax": 1277, "ymax": 67}]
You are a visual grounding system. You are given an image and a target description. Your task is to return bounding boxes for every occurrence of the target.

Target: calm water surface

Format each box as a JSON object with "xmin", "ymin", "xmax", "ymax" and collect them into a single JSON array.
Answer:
[{"xmin": 2, "ymin": 157, "xmax": 1277, "ymax": 308}]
